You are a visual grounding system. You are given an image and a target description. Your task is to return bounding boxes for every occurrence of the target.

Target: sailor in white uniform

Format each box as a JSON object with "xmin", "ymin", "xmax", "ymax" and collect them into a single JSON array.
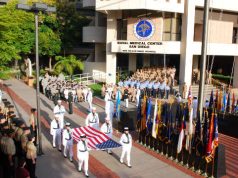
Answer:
[
  {"xmin": 87, "ymin": 88, "xmax": 93, "ymax": 112},
  {"xmin": 192, "ymin": 96, "xmax": 198, "ymax": 120},
  {"xmin": 77, "ymin": 134, "xmax": 90, "ymax": 177},
  {"xmin": 53, "ymin": 100, "xmax": 66, "ymax": 129},
  {"xmin": 105, "ymin": 99, "xmax": 114, "ymax": 122},
  {"xmin": 63, "ymin": 122, "xmax": 73, "ymax": 162},
  {"xmin": 50, "ymin": 115, "xmax": 62, "ymax": 151},
  {"xmin": 100, "ymin": 117, "xmax": 113, "ymax": 154},
  {"xmin": 85, "ymin": 107, "xmax": 99, "ymax": 130},
  {"xmin": 120, "ymin": 127, "xmax": 132, "ymax": 168},
  {"xmin": 136, "ymin": 87, "xmax": 141, "ymax": 107}
]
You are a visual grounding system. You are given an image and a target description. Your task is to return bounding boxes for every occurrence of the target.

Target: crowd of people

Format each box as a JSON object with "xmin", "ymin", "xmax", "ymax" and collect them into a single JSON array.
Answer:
[
  {"xmin": 40, "ymin": 73, "xmax": 94, "ymax": 111},
  {"xmin": 0, "ymin": 98, "xmax": 37, "ymax": 178}
]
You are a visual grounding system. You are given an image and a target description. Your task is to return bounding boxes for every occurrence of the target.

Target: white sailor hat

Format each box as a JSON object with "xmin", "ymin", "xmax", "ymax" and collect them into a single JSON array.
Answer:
[
  {"xmin": 66, "ymin": 122, "xmax": 71, "ymax": 126},
  {"xmin": 92, "ymin": 107, "xmax": 96, "ymax": 111},
  {"xmin": 57, "ymin": 100, "xmax": 62, "ymax": 103},
  {"xmin": 80, "ymin": 134, "xmax": 86, "ymax": 138},
  {"xmin": 124, "ymin": 127, "xmax": 129, "ymax": 131}
]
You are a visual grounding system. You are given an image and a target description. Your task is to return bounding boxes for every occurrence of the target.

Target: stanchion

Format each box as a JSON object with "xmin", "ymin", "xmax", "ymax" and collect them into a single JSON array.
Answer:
[
  {"xmin": 174, "ymin": 153, "xmax": 179, "ymax": 163},
  {"xmin": 165, "ymin": 144, "xmax": 169, "ymax": 157},
  {"xmin": 210, "ymin": 152, "xmax": 216, "ymax": 178}
]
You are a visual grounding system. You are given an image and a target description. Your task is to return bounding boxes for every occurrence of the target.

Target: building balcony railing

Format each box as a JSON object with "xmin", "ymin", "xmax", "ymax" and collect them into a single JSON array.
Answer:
[
  {"xmin": 96, "ymin": 0, "xmax": 184, "ymax": 13},
  {"xmin": 83, "ymin": 26, "xmax": 106, "ymax": 43}
]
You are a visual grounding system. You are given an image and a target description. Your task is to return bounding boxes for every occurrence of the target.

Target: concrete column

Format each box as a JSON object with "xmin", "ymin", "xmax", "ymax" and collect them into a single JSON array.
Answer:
[
  {"xmin": 143, "ymin": 54, "xmax": 150, "ymax": 67},
  {"xmin": 129, "ymin": 54, "xmax": 137, "ymax": 72},
  {"xmin": 193, "ymin": 55, "xmax": 199, "ymax": 69},
  {"xmin": 233, "ymin": 56, "xmax": 238, "ymax": 87},
  {"xmin": 106, "ymin": 11, "xmax": 121, "ymax": 84},
  {"xmin": 179, "ymin": 0, "xmax": 195, "ymax": 91}
]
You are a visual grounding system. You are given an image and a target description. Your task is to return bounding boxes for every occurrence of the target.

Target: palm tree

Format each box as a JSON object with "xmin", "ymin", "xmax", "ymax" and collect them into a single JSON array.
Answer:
[{"xmin": 53, "ymin": 55, "xmax": 84, "ymax": 78}]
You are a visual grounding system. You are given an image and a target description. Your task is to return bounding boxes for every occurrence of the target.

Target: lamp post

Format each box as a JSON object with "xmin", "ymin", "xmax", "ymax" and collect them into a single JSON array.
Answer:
[{"xmin": 16, "ymin": 3, "xmax": 56, "ymax": 155}]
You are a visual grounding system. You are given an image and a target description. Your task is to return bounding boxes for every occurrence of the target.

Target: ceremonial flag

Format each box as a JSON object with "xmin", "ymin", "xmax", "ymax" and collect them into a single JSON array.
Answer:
[
  {"xmin": 156, "ymin": 101, "xmax": 162, "ymax": 139},
  {"xmin": 213, "ymin": 113, "xmax": 219, "ymax": 148},
  {"xmin": 137, "ymin": 96, "xmax": 142, "ymax": 131},
  {"xmin": 232, "ymin": 92, "xmax": 236, "ymax": 113},
  {"xmin": 221, "ymin": 91, "xmax": 226, "ymax": 112},
  {"xmin": 185, "ymin": 108, "xmax": 193, "ymax": 152},
  {"xmin": 226, "ymin": 92, "xmax": 231, "ymax": 113},
  {"xmin": 166, "ymin": 107, "xmax": 172, "ymax": 143},
  {"xmin": 193, "ymin": 112, "xmax": 201, "ymax": 149},
  {"xmin": 152, "ymin": 99, "xmax": 158, "ymax": 138},
  {"xmin": 203, "ymin": 110, "xmax": 209, "ymax": 155},
  {"xmin": 115, "ymin": 91, "xmax": 121, "ymax": 120},
  {"xmin": 215, "ymin": 90, "xmax": 219, "ymax": 109},
  {"xmin": 209, "ymin": 90, "xmax": 214, "ymax": 108},
  {"xmin": 141, "ymin": 95, "xmax": 147, "ymax": 131},
  {"xmin": 218, "ymin": 91, "xmax": 223, "ymax": 111},
  {"xmin": 146, "ymin": 97, "xmax": 152, "ymax": 134},
  {"xmin": 206, "ymin": 112, "xmax": 215, "ymax": 156},
  {"xmin": 73, "ymin": 126, "xmax": 121, "ymax": 150},
  {"xmin": 177, "ymin": 115, "xmax": 185, "ymax": 154}
]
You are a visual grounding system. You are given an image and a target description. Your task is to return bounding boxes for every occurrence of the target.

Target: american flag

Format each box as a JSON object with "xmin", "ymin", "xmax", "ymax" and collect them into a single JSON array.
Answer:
[{"xmin": 72, "ymin": 126, "xmax": 121, "ymax": 150}]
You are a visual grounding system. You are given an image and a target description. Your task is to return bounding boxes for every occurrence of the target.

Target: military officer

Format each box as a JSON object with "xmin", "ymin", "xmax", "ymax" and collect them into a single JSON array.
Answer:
[
  {"xmin": 85, "ymin": 107, "xmax": 99, "ymax": 130},
  {"xmin": 136, "ymin": 87, "xmax": 141, "ymax": 107},
  {"xmin": 68, "ymin": 91, "xmax": 73, "ymax": 114},
  {"xmin": 63, "ymin": 122, "xmax": 73, "ymax": 162},
  {"xmin": 87, "ymin": 88, "xmax": 93, "ymax": 112},
  {"xmin": 105, "ymin": 99, "xmax": 114, "ymax": 122},
  {"xmin": 50, "ymin": 115, "xmax": 62, "ymax": 151},
  {"xmin": 100, "ymin": 117, "xmax": 113, "ymax": 154},
  {"xmin": 120, "ymin": 127, "xmax": 132, "ymax": 168},
  {"xmin": 26, "ymin": 134, "xmax": 37, "ymax": 178},
  {"xmin": 124, "ymin": 87, "xmax": 129, "ymax": 108},
  {"xmin": 53, "ymin": 100, "xmax": 65, "ymax": 129},
  {"xmin": 77, "ymin": 134, "xmax": 89, "ymax": 177}
]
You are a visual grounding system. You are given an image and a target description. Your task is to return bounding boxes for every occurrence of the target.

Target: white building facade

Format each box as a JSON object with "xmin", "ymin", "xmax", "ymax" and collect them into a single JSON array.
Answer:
[{"xmin": 83, "ymin": 0, "xmax": 238, "ymax": 87}]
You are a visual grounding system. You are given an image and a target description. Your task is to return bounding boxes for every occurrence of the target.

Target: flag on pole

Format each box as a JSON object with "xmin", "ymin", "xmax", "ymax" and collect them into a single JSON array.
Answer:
[
  {"xmin": 206, "ymin": 112, "xmax": 215, "ymax": 156},
  {"xmin": 209, "ymin": 90, "xmax": 214, "ymax": 108},
  {"xmin": 226, "ymin": 92, "xmax": 231, "ymax": 113},
  {"xmin": 156, "ymin": 101, "xmax": 162, "ymax": 140},
  {"xmin": 192, "ymin": 111, "xmax": 201, "ymax": 149},
  {"xmin": 213, "ymin": 113, "xmax": 219, "ymax": 148},
  {"xmin": 203, "ymin": 109, "xmax": 209, "ymax": 156},
  {"xmin": 152, "ymin": 99, "xmax": 158, "ymax": 138},
  {"xmin": 177, "ymin": 112, "xmax": 186, "ymax": 154},
  {"xmin": 73, "ymin": 126, "xmax": 121, "ymax": 150},
  {"xmin": 218, "ymin": 91, "xmax": 223, "ymax": 111},
  {"xmin": 115, "ymin": 90, "xmax": 121, "ymax": 120},
  {"xmin": 232, "ymin": 92, "xmax": 236, "ymax": 113},
  {"xmin": 136, "ymin": 96, "xmax": 142, "ymax": 131},
  {"xmin": 221, "ymin": 91, "xmax": 227, "ymax": 112},
  {"xmin": 141, "ymin": 95, "xmax": 147, "ymax": 131},
  {"xmin": 185, "ymin": 108, "xmax": 193, "ymax": 152},
  {"xmin": 146, "ymin": 97, "xmax": 152, "ymax": 134},
  {"xmin": 215, "ymin": 90, "xmax": 219, "ymax": 109}
]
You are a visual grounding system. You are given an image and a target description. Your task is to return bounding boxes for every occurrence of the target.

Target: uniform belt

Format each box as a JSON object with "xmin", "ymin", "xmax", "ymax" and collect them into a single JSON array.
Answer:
[
  {"xmin": 122, "ymin": 141, "xmax": 129, "ymax": 144},
  {"xmin": 78, "ymin": 150, "xmax": 87, "ymax": 152},
  {"xmin": 89, "ymin": 121, "xmax": 96, "ymax": 123},
  {"xmin": 105, "ymin": 132, "xmax": 111, "ymax": 134},
  {"xmin": 53, "ymin": 128, "xmax": 59, "ymax": 129},
  {"xmin": 66, "ymin": 138, "xmax": 71, "ymax": 140}
]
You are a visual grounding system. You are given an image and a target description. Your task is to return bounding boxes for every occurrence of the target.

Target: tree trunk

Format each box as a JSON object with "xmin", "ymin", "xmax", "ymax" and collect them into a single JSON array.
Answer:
[{"xmin": 49, "ymin": 56, "xmax": 52, "ymax": 71}]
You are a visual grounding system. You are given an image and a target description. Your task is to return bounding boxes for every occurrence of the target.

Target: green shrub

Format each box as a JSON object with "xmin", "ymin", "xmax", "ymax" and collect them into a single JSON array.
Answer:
[
  {"xmin": 212, "ymin": 74, "xmax": 232, "ymax": 84},
  {"xmin": 89, "ymin": 83, "xmax": 102, "ymax": 97}
]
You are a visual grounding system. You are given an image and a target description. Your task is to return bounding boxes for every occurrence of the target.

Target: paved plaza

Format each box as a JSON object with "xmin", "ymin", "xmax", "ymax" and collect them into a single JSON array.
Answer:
[{"xmin": 1, "ymin": 79, "xmax": 203, "ymax": 178}]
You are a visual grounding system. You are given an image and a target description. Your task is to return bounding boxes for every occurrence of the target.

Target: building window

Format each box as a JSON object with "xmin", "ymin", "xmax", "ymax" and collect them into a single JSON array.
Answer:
[
  {"xmin": 117, "ymin": 19, "xmax": 127, "ymax": 40},
  {"xmin": 233, "ymin": 28, "xmax": 238, "ymax": 44},
  {"xmin": 163, "ymin": 13, "xmax": 182, "ymax": 41}
]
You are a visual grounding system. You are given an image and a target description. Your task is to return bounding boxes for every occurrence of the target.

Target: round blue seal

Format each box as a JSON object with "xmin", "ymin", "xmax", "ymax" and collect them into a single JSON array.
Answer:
[{"xmin": 134, "ymin": 19, "xmax": 155, "ymax": 40}]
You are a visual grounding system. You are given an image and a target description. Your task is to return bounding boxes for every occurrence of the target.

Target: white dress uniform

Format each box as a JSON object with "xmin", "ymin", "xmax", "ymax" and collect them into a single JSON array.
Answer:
[
  {"xmin": 77, "ymin": 138, "xmax": 89, "ymax": 176},
  {"xmin": 87, "ymin": 90, "xmax": 93, "ymax": 112},
  {"xmin": 192, "ymin": 98, "xmax": 198, "ymax": 119},
  {"xmin": 136, "ymin": 88, "xmax": 141, "ymax": 107},
  {"xmin": 64, "ymin": 89, "xmax": 69, "ymax": 100},
  {"xmin": 50, "ymin": 119, "xmax": 62, "ymax": 149},
  {"xmin": 100, "ymin": 122, "xmax": 113, "ymax": 153},
  {"xmin": 105, "ymin": 100, "xmax": 114, "ymax": 121},
  {"xmin": 83, "ymin": 88, "xmax": 88, "ymax": 102},
  {"xmin": 85, "ymin": 112, "xmax": 99, "ymax": 130},
  {"xmin": 63, "ymin": 128, "xmax": 73, "ymax": 161},
  {"xmin": 53, "ymin": 104, "xmax": 66, "ymax": 129},
  {"xmin": 120, "ymin": 132, "xmax": 132, "ymax": 167}
]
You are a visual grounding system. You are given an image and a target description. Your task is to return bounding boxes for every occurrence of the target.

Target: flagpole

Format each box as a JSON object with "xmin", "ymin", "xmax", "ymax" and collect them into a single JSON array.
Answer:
[{"xmin": 197, "ymin": 0, "xmax": 210, "ymax": 122}]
